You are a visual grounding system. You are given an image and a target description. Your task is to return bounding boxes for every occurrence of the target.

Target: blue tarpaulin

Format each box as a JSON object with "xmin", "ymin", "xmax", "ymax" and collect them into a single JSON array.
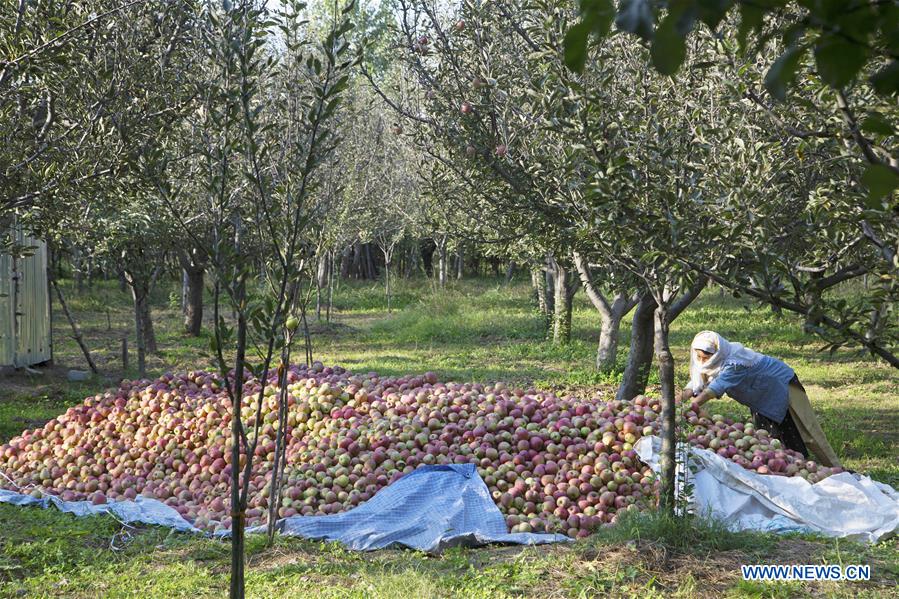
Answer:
[{"xmin": 0, "ymin": 464, "xmax": 569, "ymax": 551}]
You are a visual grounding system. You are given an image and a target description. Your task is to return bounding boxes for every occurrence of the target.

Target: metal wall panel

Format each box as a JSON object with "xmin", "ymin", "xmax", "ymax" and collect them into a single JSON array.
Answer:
[
  {"xmin": 0, "ymin": 245, "xmax": 12, "ymax": 365},
  {"xmin": 0, "ymin": 227, "xmax": 51, "ymax": 367}
]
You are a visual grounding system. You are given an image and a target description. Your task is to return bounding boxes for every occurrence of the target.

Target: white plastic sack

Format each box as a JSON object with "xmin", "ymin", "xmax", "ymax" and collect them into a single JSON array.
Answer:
[{"xmin": 635, "ymin": 435, "xmax": 899, "ymax": 543}]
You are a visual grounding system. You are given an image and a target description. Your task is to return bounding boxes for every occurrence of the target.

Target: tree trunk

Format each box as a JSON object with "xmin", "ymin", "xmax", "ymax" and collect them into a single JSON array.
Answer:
[
  {"xmin": 381, "ymin": 246, "xmax": 393, "ymax": 312},
  {"xmin": 551, "ymin": 263, "xmax": 577, "ymax": 344},
  {"xmin": 616, "ymin": 278, "xmax": 707, "ymax": 400},
  {"xmin": 597, "ymin": 312, "xmax": 623, "ymax": 371},
  {"xmin": 505, "ymin": 261, "xmax": 515, "ymax": 283},
  {"xmin": 140, "ymin": 295, "xmax": 157, "ymax": 353},
  {"xmin": 73, "ymin": 246, "xmax": 84, "ymax": 293},
  {"xmin": 124, "ymin": 268, "xmax": 157, "ymax": 375},
  {"xmin": 456, "ymin": 245, "xmax": 463, "ymax": 280},
  {"xmin": 436, "ymin": 238, "xmax": 448, "ymax": 288},
  {"xmin": 132, "ymin": 289, "xmax": 146, "ymax": 379},
  {"xmin": 86, "ymin": 257, "xmax": 94, "ymax": 288},
  {"xmin": 51, "ymin": 279, "xmax": 99, "ymax": 374},
  {"xmin": 531, "ymin": 266, "xmax": 547, "ymax": 314},
  {"xmin": 385, "ymin": 260, "xmax": 392, "ymax": 312},
  {"xmin": 340, "ymin": 245, "xmax": 352, "ymax": 279},
  {"xmin": 315, "ymin": 253, "xmax": 327, "ymax": 320},
  {"xmin": 405, "ymin": 243, "xmax": 418, "ymax": 278},
  {"xmin": 301, "ymin": 304, "xmax": 313, "ymax": 366},
  {"xmin": 364, "ymin": 243, "xmax": 377, "ymax": 280},
  {"xmin": 326, "ymin": 250, "xmax": 334, "ymax": 323},
  {"xmin": 184, "ymin": 266, "xmax": 204, "ymax": 336},
  {"xmin": 544, "ymin": 258, "xmax": 555, "ymax": 314},
  {"xmin": 228, "ymin": 299, "xmax": 248, "ymax": 599},
  {"xmin": 655, "ymin": 306, "xmax": 677, "ymax": 515},
  {"xmin": 572, "ymin": 252, "xmax": 638, "ymax": 372},
  {"xmin": 617, "ymin": 293, "xmax": 657, "ymax": 401},
  {"xmin": 351, "ymin": 243, "xmax": 362, "ymax": 279},
  {"xmin": 181, "ymin": 269, "xmax": 189, "ymax": 315}
]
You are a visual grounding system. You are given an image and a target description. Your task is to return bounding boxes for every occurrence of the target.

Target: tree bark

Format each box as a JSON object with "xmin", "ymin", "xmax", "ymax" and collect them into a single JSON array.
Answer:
[
  {"xmin": 351, "ymin": 243, "xmax": 362, "ymax": 279},
  {"xmin": 382, "ymin": 246, "xmax": 393, "ymax": 312},
  {"xmin": 364, "ymin": 243, "xmax": 376, "ymax": 280},
  {"xmin": 315, "ymin": 252, "xmax": 327, "ymax": 320},
  {"xmin": 572, "ymin": 252, "xmax": 638, "ymax": 372},
  {"xmin": 123, "ymin": 268, "xmax": 158, "ymax": 375},
  {"xmin": 405, "ymin": 243, "xmax": 419, "ymax": 278},
  {"xmin": 72, "ymin": 245, "xmax": 83, "ymax": 293},
  {"xmin": 531, "ymin": 265, "xmax": 548, "ymax": 315},
  {"xmin": 326, "ymin": 250, "xmax": 334, "ymax": 323},
  {"xmin": 436, "ymin": 237, "xmax": 448, "ymax": 288},
  {"xmin": 617, "ymin": 293, "xmax": 657, "ymax": 401},
  {"xmin": 228, "ymin": 293, "xmax": 248, "ymax": 599},
  {"xmin": 179, "ymin": 250, "xmax": 206, "ymax": 337},
  {"xmin": 181, "ymin": 268, "xmax": 189, "ymax": 315},
  {"xmin": 184, "ymin": 266, "xmax": 204, "ymax": 336},
  {"xmin": 140, "ymin": 293, "xmax": 157, "ymax": 353},
  {"xmin": 132, "ymin": 288, "xmax": 146, "ymax": 379},
  {"xmin": 655, "ymin": 306, "xmax": 677, "ymax": 515},
  {"xmin": 340, "ymin": 245, "xmax": 352, "ymax": 279},
  {"xmin": 597, "ymin": 312, "xmax": 624, "ymax": 371},
  {"xmin": 551, "ymin": 260, "xmax": 577, "ymax": 344},
  {"xmin": 544, "ymin": 257, "xmax": 555, "ymax": 315},
  {"xmin": 616, "ymin": 277, "xmax": 707, "ymax": 400}
]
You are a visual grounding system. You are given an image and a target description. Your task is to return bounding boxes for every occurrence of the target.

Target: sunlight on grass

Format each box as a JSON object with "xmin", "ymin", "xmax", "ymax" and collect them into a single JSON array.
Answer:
[{"xmin": 0, "ymin": 276, "xmax": 896, "ymax": 597}]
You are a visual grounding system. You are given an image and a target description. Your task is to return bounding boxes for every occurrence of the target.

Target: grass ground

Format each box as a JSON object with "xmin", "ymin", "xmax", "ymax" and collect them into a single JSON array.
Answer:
[{"xmin": 0, "ymin": 275, "xmax": 897, "ymax": 597}]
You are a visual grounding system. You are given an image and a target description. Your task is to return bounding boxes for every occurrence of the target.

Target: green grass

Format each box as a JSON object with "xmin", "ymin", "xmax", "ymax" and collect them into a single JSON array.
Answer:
[{"xmin": 1, "ymin": 275, "xmax": 897, "ymax": 597}]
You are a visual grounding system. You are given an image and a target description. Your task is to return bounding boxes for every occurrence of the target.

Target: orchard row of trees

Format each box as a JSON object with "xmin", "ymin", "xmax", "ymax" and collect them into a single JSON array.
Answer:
[
  {"xmin": 369, "ymin": 0, "xmax": 897, "ymax": 509},
  {"xmin": 1, "ymin": 0, "xmax": 896, "ymax": 593},
  {"xmin": 3, "ymin": 1, "xmax": 399, "ymax": 595},
  {"xmin": 1, "ymin": 0, "xmax": 520, "ymax": 379}
]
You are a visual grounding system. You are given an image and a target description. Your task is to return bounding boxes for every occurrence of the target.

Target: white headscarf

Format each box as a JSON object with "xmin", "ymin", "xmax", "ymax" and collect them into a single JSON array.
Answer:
[{"xmin": 688, "ymin": 330, "xmax": 762, "ymax": 392}]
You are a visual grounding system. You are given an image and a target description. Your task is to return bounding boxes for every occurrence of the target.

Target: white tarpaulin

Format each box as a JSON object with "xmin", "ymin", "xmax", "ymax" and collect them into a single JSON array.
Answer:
[{"xmin": 635, "ymin": 436, "xmax": 899, "ymax": 543}]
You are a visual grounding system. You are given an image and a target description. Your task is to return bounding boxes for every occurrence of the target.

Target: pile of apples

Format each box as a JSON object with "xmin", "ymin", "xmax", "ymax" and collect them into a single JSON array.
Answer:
[{"xmin": 0, "ymin": 363, "xmax": 840, "ymax": 537}]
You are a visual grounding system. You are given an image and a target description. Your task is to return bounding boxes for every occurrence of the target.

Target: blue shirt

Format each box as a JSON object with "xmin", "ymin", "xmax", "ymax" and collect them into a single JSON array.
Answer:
[{"xmin": 706, "ymin": 355, "xmax": 795, "ymax": 423}]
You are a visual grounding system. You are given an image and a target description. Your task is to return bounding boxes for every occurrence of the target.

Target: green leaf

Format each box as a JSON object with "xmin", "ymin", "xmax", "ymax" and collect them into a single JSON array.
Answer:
[
  {"xmin": 583, "ymin": 0, "xmax": 616, "ymax": 38},
  {"xmin": 736, "ymin": 2, "xmax": 764, "ymax": 51},
  {"xmin": 563, "ymin": 21, "xmax": 592, "ymax": 72},
  {"xmin": 861, "ymin": 163, "xmax": 899, "ymax": 205},
  {"xmin": 615, "ymin": 0, "xmax": 655, "ymax": 41},
  {"xmin": 870, "ymin": 60, "xmax": 899, "ymax": 95},
  {"xmin": 813, "ymin": 33, "xmax": 867, "ymax": 89},
  {"xmin": 764, "ymin": 45, "xmax": 805, "ymax": 101},
  {"xmin": 651, "ymin": 12, "xmax": 688, "ymax": 75},
  {"xmin": 696, "ymin": 0, "xmax": 734, "ymax": 30},
  {"xmin": 860, "ymin": 113, "xmax": 895, "ymax": 136}
]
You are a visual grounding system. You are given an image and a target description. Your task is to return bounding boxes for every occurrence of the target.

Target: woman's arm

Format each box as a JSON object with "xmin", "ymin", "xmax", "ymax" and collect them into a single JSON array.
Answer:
[{"xmin": 690, "ymin": 388, "xmax": 718, "ymax": 414}]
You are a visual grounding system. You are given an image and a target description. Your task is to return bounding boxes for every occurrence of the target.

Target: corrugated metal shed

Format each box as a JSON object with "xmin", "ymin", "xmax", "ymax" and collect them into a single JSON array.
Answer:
[{"xmin": 0, "ymin": 226, "xmax": 52, "ymax": 367}]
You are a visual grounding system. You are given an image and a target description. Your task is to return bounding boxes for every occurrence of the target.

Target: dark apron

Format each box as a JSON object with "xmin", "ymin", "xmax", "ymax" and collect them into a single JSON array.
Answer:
[{"xmin": 749, "ymin": 374, "xmax": 810, "ymax": 459}]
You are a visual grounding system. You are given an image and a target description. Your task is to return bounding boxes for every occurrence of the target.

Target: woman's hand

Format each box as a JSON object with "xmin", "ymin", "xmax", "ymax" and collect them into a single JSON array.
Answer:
[
  {"xmin": 689, "ymin": 388, "xmax": 717, "ymax": 418},
  {"xmin": 690, "ymin": 401, "xmax": 708, "ymax": 417},
  {"xmin": 679, "ymin": 388, "xmax": 694, "ymax": 402}
]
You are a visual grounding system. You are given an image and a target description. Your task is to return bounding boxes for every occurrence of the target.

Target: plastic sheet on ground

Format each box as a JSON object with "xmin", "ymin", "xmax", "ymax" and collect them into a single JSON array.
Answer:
[
  {"xmin": 0, "ymin": 464, "xmax": 569, "ymax": 551},
  {"xmin": 0, "ymin": 487, "xmax": 201, "ymax": 533},
  {"xmin": 635, "ymin": 435, "xmax": 899, "ymax": 543},
  {"xmin": 245, "ymin": 463, "xmax": 570, "ymax": 551}
]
